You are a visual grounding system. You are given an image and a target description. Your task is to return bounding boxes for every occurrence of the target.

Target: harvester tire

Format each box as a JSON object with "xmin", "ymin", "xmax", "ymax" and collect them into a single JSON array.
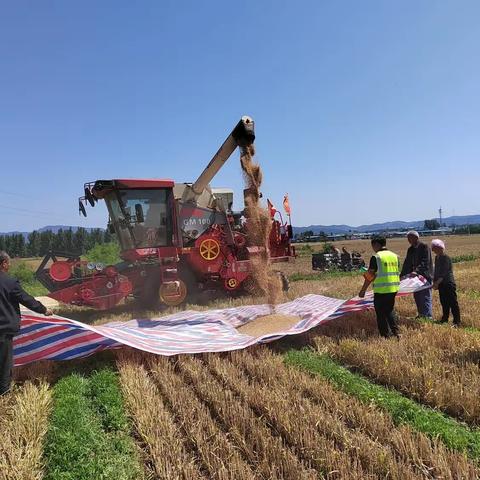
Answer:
[
  {"xmin": 178, "ymin": 263, "xmax": 201, "ymax": 303},
  {"xmin": 159, "ymin": 280, "xmax": 187, "ymax": 307},
  {"xmin": 138, "ymin": 271, "xmax": 161, "ymax": 309}
]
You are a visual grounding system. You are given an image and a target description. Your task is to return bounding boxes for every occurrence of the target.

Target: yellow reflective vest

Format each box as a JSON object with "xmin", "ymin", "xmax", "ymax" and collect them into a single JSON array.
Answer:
[{"xmin": 373, "ymin": 249, "xmax": 400, "ymax": 294}]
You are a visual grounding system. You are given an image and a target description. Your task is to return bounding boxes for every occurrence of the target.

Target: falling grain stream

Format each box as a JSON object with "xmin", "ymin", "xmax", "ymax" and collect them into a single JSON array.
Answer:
[{"xmin": 240, "ymin": 145, "xmax": 301, "ymax": 334}]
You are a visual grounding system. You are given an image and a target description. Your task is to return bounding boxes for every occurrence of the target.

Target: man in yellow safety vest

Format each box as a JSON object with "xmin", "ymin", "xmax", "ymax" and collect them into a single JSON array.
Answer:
[{"xmin": 358, "ymin": 235, "xmax": 401, "ymax": 338}]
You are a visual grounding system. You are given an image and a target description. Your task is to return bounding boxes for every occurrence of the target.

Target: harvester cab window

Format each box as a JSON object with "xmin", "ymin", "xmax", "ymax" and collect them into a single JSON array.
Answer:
[{"xmin": 106, "ymin": 188, "xmax": 173, "ymax": 249}]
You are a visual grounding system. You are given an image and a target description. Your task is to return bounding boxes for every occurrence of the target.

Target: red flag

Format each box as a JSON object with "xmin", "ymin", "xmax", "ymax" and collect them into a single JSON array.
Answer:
[
  {"xmin": 283, "ymin": 194, "xmax": 291, "ymax": 215},
  {"xmin": 267, "ymin": 199, "xmax": 277, "ymax": 218}
]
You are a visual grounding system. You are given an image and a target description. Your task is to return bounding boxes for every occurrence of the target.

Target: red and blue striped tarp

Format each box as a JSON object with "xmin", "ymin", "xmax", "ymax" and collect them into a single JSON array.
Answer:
[{"xmin": 14, "ymin": 277, "xmax": 428, "ymax": 366}]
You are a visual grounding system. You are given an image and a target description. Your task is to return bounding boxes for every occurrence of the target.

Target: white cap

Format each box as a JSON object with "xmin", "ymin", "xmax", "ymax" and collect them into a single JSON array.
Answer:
[
  {"xmin": 431, "ymin": 239, "xmax": 445, "ymax": 249},
  {"xmin": 407, "ymin": 230, "xmax": 419, "ymax": 238}
]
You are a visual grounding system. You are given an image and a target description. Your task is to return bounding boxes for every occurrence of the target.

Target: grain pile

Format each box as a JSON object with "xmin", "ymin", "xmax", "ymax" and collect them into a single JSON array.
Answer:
[
  {"xmin": 240, "ymin": 144, "xmax": 282, "ymax": 305},
  {"xmin": 237, "ymin": 313, "xmax": 301, "ymax": 337}
]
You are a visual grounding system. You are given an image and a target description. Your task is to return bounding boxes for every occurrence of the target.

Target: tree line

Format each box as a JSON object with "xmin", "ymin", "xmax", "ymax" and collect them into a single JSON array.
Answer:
[
  {"xmin": 0, "ymin": 228, "xmax": 115, "ymax": 258},
  {"xmin": 453, "ymin": 224, "xmax": 480, "ymax": 234}
]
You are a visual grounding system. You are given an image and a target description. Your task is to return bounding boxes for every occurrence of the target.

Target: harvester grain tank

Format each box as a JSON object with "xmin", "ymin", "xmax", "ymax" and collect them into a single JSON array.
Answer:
[{"xmin": 36, "ymin": 116, "xmax": 295, "ymax": 310}]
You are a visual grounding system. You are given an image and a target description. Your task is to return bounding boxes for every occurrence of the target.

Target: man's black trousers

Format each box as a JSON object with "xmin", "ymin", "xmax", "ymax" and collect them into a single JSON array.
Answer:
[
  {"xmin": 0, "ymin": 334, "xmax": 14, "ymax": 395},
  {"xmin": 373, "ymin": 292, "xmax": 398, "ymax": 338},
  {"xmin": 438, "ymin": 283, "xmax": 461, "ymax": 325}
]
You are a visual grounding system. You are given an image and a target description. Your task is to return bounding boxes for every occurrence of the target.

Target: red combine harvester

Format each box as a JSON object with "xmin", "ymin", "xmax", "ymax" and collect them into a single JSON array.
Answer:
[{"xmin": 36, "ymin": 117, "xmax": 295, "ymax": 310}]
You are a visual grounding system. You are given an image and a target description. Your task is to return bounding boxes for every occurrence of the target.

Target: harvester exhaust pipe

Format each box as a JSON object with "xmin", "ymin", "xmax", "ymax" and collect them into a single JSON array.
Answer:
[{"xmin": 191, "ymin": 116, "xmax": 255, "ymax": 195}]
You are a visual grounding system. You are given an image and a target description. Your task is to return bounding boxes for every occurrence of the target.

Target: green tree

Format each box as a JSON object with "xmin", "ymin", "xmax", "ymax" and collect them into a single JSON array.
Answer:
[
  {"xmin": 10, "ymin": 234, "xmax": 26, "ymax": 257},
  {"xmin": 84, "ymin": 242, "xmax": 121, "ymax": 265},
  {"xmin": 64, "ymin": 228, "xmax": 74, "ymax": 252},
  {"xmin": 53, "ymin": 229, "xmax": 66, "ymax": 252},
  {"xmin": 39, "ymin": 230, "xmax": 54, "ymax": 256},
  {"xmin": 424, "ymin": 219, "xmax": 440, "ymax": 230},
  {"xmin": 27, "ymin": 231, "xmax": 41, "ymax": 257},
  {"xmin": 73, "ymin": 227, "xmax": 88, "ymax": 254},
  {"xmin": 103, "ymin": 227, "xmax": 114, "ymax": 243}
]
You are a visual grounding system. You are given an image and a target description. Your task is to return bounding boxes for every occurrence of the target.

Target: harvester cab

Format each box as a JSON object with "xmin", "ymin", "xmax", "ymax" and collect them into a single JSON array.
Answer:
[
  {"xmin": 36, "ymin": 116, "xmax": 295, "ymax": 310},
  {"xmin": 86, "ymin": 179, "xmax": 176, "ymax": 255}
]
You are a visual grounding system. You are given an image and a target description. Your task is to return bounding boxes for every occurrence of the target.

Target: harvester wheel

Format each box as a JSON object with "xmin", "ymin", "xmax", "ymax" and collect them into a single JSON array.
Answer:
[
  {"xmin": 49, "ymin": 261, "xmax": 72, "ymax": 282},
  {"xmin": 225, "ymin": 278, "xmax": 239, "ymax": 291},
  {"xmin": 159, "ymin": 280, "xmax": 187, "ymax": 307}
]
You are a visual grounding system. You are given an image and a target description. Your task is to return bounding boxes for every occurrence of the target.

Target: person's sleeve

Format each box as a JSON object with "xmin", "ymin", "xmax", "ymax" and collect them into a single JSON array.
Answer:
[
  {"xmin": 415, "ymin": 244, "xmax": 431, "ymax": 277},
  {"xmin": 435, "ymin": 256, "xmax": 448, "ymax": 282},
  {"xmin": 400, "ymin": 249, "xmax": 411, "ymax": 277},
  {"xmin": 368, "ymin": 256, "xmax": 377, "ymax": 271},
  {"xmin": 10, "ymin": 280, "xmax": 47, "ymax": 314},
  {"xmin": 446, "ymin": 256, "xmax": 453, "ymax": 276}
]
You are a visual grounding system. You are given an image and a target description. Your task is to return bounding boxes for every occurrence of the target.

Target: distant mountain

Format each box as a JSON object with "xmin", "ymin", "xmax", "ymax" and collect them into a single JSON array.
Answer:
[
  {"xmin": 294, "ymin": 214, "xmax": 480, "ymax": 235},
  {"xmin": 0, "ymin": 225, "xmax": 104, "ymax": 237},
  {"xmin": 3, "ymin": 214, "xmax": 480, "ymax": 238}
]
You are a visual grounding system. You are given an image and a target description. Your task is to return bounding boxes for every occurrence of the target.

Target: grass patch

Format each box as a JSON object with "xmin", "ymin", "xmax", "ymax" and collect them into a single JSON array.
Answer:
[
  {"xmin": 44, "ymin": 368, "xmax": 142, "ymax": 480},
  {"xmin": 295, "ymin": 243, "xmax": 314, "ymax": 257},
  {"xmin": 22, "ymin": 280, "xmax": 48, "ymax": 297},
  {"xmin": 463, "ymin": 288, "xmax": 480, "ymax": 300},
  {"xmin": 284, "ymin": 349, "xmax": 480, "ymax": 459},
  {"xmin": 451, "ymin": 253, "xmax": 480, "ymax": 263},
  {"xmin": 9, "ymin": 261, "xmax": 48, "ymax": 296},
  {"xmin": 417, "ymin": 315, "xmax": 480, "ymax": 334},
  {"xmin": 289, "ymin": 270, "xmax": 362, "ymax": 282}
]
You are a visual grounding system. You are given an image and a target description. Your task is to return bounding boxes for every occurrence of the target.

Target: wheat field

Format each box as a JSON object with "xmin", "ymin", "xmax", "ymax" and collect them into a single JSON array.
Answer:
[{"xmin": 4, "ymin": 234, "xmax": 480, "ymax": 479}]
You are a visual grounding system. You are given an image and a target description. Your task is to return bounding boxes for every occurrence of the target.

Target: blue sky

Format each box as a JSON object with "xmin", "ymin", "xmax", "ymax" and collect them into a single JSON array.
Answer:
[{"xmin": 1, "ymin": 1, "xmax": 479, "ymax": 231}]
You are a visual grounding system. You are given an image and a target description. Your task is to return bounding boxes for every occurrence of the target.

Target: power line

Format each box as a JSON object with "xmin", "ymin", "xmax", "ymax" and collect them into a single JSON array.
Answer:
[
  {"xmin": 0, "ymin": 189, "xmax": 34, "ymax": 199},
  {"xmin": 0, "ymin": 203, "xmax": 60, "ymax": 217}
]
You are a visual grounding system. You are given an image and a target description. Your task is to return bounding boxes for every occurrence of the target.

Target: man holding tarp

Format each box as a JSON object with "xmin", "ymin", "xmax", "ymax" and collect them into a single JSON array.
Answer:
[
  {"xmin": 0, "ymin": 251, "xmax": 52, "ymax": 395},
  {"xmin": 400, "ymin": 230, "xmax": 433, "ymax": 319},
  {"xmin": 358, "ymin": 236, "xmax": 401, "ymax": 338}
]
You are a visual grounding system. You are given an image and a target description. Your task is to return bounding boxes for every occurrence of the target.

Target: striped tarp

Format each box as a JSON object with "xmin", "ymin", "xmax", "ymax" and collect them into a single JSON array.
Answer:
[{"xmin": 14, "ymin": 276, "xmax": 428, "ymax": 366}]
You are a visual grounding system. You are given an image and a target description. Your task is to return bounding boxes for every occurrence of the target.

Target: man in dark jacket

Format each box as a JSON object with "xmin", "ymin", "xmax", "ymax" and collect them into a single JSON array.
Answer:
[
  {"xmin": 400, "ymin": 231, "xmax": 433, "ymax": 319},
  {"xmin": 0, "ymin": 251, "xmax": 52, "ymax": 395}
]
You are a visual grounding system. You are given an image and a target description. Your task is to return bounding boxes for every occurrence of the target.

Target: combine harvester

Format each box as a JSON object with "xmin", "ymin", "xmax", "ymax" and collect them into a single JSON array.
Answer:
[{"xmin": 36, "ymin": 117, "xmax": 295, "ymax": 310}]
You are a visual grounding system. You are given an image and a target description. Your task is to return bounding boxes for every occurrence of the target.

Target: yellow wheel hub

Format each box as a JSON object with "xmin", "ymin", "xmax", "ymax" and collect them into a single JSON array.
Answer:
[
  {"xmin": 159, "ymin": 280, "xmax": 187, "ymax": 307},
  {"xmin": 226, "ymin": 278, "xmax": 238, "ymax": 289},
  {"xmin": 199, "ymin": 238, "xmax": 220, "ymax": 261}
]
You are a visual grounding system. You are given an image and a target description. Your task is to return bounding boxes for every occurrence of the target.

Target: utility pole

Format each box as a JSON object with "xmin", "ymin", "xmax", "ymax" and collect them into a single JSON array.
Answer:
[{"xmin": 438, "ymin": 206, "xmax": 443, "ymax": 227}]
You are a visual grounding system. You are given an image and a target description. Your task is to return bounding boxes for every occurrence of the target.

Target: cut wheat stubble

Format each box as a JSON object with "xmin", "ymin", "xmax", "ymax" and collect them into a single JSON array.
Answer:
[
  {"xmin": 234, "ymin": 348, "xmax": 478, "ymax": 479},
  {"xmin": 117, "ymin": 353, "xmax": 205, "ymax": 480},
  {"xmin": 148, "ymin": 355, "xmax": 255, "ymax": 480},
  {"xmin": 175, "ymin": 354, "xmax": 317, "ymax": 480},
  {"xmin": 0, "ymin": 383, "xmax": 52, "ymax": 480},
  {"xmin": 205, "ymin": 349, "xmax": 478, "ymax": 479},
  {"xmin": 205, "ymin": 354, "xmax": 416, "ymax": 479}
]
